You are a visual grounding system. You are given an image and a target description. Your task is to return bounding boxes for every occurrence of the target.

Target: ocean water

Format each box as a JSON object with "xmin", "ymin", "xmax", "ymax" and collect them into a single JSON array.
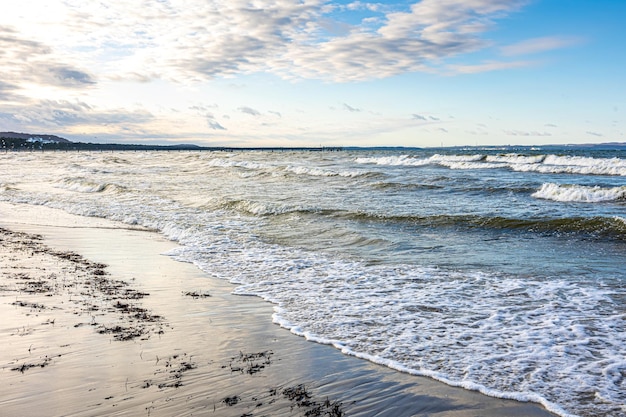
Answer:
[{"xmin": 1, "ymin": 147, "xmax": 625, "ymax": 417}]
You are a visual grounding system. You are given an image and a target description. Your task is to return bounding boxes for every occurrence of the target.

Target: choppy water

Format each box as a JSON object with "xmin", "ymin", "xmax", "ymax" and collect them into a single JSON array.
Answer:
[{"xmin": 1, "ymin": 147, "xmax": 625, "ymax": 417}]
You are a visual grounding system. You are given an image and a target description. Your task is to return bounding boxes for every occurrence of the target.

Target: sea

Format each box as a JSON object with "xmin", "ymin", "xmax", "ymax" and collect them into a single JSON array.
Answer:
[{"xmin": 1, "ymin": 146, "xmax": 625, "ymax": 417}]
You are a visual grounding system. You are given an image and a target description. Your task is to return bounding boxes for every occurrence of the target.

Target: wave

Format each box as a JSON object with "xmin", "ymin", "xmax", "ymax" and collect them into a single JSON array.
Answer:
[
  {"xmin": 356, "ymin": 153, "xmax": 488, "ymax": 167},
  {"xmin": 355, "ymin": 155, "xmax": 431, "ymax": 166},
  {"xmin": 511, "ymin": 154, "xmax": 626, "ymax": 177},
  {"xmin": 0, "ymin": 183, "xmax": 17, "ymax": 192},
  {"xmin": 357, "ymin": 153, "xmax": 626, "ymax": 176},
  {"xmin": 335, "ymin": 211, "xmax": 626, "ymax": 240},
  {"xmin": 284, "ymin": 165, "xmax": 376, "ymax": 178},
  {"xmin": 220, "ymin": 199, "xmax": 295, "ymax": 216},
  {"xmin": 371, "ymin": 182, "xmax": 444, "ymax": 191},
  {"xmin": 205, "ymin": 157, "xmax": 269, "ymax": 170},
  {"xmin": 204, "ymin": 157, "xmax": 379, "ymax": 179},
  {"xmin": 372, "ymin": 180, "xmax": 534, "ymax": 197},
  {"xmin": 102, "ymin": 156, "xmax": 132, "ymax": 165},
  {"xmin": 468, "ymin": 214, "xmax": 626, "ymax": 238},
  {"xmin": 216, "ymin": 197, "xmax": 626, "ymax": 240},
  {"xmin": 54, "ymin": 177, "xmax": 127, "ymax": 194},
  {"xmin": 485, "ymin": 154, "xmax": 547, "ymax": 164},
  {"xmin": 217, "ymin": 198, "xmax": 339, "ymax": 218},
  {"xmin": 533, "ymin": 183, "xmax": 626, "ymax": 203},
  {"xmin": 215, "ymin": 195, "xmax": 626, "ymax": 239},
  {"xmin": 437, "ymin": 160, "xmax": 508, "ymax": 170}
]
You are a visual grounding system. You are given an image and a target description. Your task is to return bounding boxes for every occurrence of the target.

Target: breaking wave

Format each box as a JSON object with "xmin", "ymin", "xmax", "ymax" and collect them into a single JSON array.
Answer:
[
  {"xmin": 533, "ymin": 183, "xmax": 626, "ymax": 203},
  {"xmin": 357, "ymin": 153, "xmax": 626, "ymax": 176},
  {"xmin": 215, "ymin": 198, "xmax": 626, "ymax": 240},
  {"xmin": 54, "ymin": 178, "xmax": 127, "ymax": 194},
  {"xmin": 335, "ymin": 211, "xmax": 626, "ymax": 240}
]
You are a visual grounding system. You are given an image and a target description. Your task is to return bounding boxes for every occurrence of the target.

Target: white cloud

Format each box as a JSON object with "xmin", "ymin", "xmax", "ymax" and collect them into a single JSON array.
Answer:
[
  {"xmin": 238, "ymin": 106, "xmax": 262, "ymax": 116},
  {"xmin": 344, "ymin": 2, "xmax": 382, "ymax": 12},
  {"xmin": 413, "ymin": 112, "xmax": 444, "ymax": 121},
  {"xmin": 501, "ymin": 36, "xmax": 583, "ymax": 56},
  {"xmin": 207, "ymin": 119, "xmax": 227, "ymax": 131},
  {"xmin": 281, "ymin": 0, "xmax": 529, "ymax": 81},
  {"xmin": 344, "ymin": 103, "xmax": 362, "ymax": 112},
  {"xmin": 45, "ymin": 66, "xmax": 96, "ymax": 87},
  {"xmin": 1, "ymin": 0, "xmax": 591, "ymax": 147},
  {"xmin": 202, "ymin": 111, "xmax": 227, "ymax": 130},
  {"xmin": 0, "ymin": 1, "xmax": 534, "ymax": 85},
  {"xmin": 0, "ymin": 99, "xmax": 153, "ymax": 132},
  {"xmin": 0, "ymin": 26, "xmax": 95, "ymax": 92},
  {"xmin": 448, "ymin": 60, "xmax": 535, "ymax": 74},
  {"xmin": 504, "ymin": 129, "xmax": 551, "ymax": 137}
]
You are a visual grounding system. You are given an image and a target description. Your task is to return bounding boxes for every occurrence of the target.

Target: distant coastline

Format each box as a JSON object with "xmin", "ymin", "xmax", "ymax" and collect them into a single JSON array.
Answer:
[
  {"xmin": 0, "ymin": 132, "xmax": 343, "ymax": 152},
  {"xmin": 2, "ymin": 131, "xmax": 625, "ymax": 152}
]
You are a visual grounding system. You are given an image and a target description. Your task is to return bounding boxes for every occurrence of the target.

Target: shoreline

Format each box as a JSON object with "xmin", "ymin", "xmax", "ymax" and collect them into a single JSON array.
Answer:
[{"xmin": 0, "ymin": 202, "xmax": 557, "ymax": 416}]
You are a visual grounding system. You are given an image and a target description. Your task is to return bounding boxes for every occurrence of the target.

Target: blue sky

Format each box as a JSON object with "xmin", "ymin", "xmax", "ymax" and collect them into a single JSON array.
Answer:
[{"xmin": 0, "ymin": 0, "xmax": 624, "ymax": 147}]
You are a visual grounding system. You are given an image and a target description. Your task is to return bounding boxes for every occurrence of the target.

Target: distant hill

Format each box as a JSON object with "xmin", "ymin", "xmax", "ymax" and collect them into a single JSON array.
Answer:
[
  {"xmin": 565, "ymin": 142, "xmax": 626, "ymax": 149},
  {"xmin": 0, "ymin": 131, "xmax": 71, "ymax": 143},
  {"xmin": 0, "ymin": 132, "xmax": 343, "ymax": 152}
]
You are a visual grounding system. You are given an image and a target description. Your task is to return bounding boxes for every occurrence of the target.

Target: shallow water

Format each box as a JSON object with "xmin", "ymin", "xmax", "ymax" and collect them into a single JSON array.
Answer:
[{"xmin": 1, "ymin": 147, "xmax": 625, "ymax": 416}]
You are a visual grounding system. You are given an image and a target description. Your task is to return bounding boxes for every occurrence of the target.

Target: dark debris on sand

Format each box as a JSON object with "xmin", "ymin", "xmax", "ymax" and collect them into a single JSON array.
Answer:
[
  {"xmin": 224, "ymin": 350, "xmax": 274, "ymax": 375},
  {"xmin": 1, "ymin": 227, "xmax": 167, "ymax": 343},
  {"xmin": 10, "ymin": 354, "xmax": 62, "ymax": 373},
  {"xmin": 182, "ymin": 290, "xmax": 211, "ymax": 298},
  {"xmin": 2, "ymin": 227, "xmax": 347, "ymax": 416},
  {"xmin": 142, "ymin": 352, "xmax": 198, "ymax": 389},
  {"xmin": 216, "ymin": 351, "xmax": 346, "ymax": 416},
  {"xmin": 279, "ymin": 384, "xmax": 345, "ymax": 417}
]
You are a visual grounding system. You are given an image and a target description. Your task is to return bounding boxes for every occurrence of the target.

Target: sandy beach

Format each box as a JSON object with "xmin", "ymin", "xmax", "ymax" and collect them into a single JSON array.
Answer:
[{"xmin": 0, "ymin": 202, "xmax": 556, "ymax": 417}]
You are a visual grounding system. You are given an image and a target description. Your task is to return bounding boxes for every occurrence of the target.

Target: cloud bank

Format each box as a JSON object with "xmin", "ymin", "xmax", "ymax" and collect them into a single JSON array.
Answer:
[
  {"xmin": 0, "ymin": 1, "xmax": 594, "ymax": 146},
  {"xmin": 0, "ymin": 0, "xmax": 537, "ymax": 87}
]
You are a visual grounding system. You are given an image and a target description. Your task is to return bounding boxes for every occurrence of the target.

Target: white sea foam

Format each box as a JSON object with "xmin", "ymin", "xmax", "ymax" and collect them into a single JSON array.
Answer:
[
  {"xmin": 204, "ymin": 157, "xmax": 369, "ymax": 179},
  {"xmin": 355, "ymin": 155, "xmax": 430, "ymax": 166},
  {"xmin": 225, "ymin": 199, "xmax": 301, "ymax": 216},
  {"xmin": 206, "ymin": 157, "xmax": 269, "ymax": 170},
  {"xmin": 284, "ymin": 165, "xmax": 368, "ymax": 178},
  {"xmin": 436, "ymin": 161, "xmax": 507, "ymax": 170},
  {"xmin": 485, "ymin": 154, "xmax": 546, "ymax": 164},
  {"xmin": 356, "ymin": 154, "xmax": 486, "ymax": 167},
  {"xmin": 533, "ymin": 183, "xmax": 626, "ymax": 203},
  {"xmin": 429, "ymin": 153, "xmax": 486, "ymax": 162},
  {"xmin": 220, "ymin": 251, "xmax": 619, "ymax": 417},
  {"xmin": 357, "ymin": 152, "xmax": 626, "ymax": 176},
  {"xmin": 508, "ymin": 154, "xmax": 626, "ymax": 176}
]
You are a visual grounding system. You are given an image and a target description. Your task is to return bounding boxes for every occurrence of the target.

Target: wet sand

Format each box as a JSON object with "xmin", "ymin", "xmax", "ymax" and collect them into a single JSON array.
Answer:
[{"xmin": 0, "ymin": 202, "xmax": 557, "ymax": 416}]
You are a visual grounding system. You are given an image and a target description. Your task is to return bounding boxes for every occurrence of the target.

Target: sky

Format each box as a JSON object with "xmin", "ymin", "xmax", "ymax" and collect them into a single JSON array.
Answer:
[{"xmin": 0, "ymin": 0, "xmax": 625, "ymax": 148}]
